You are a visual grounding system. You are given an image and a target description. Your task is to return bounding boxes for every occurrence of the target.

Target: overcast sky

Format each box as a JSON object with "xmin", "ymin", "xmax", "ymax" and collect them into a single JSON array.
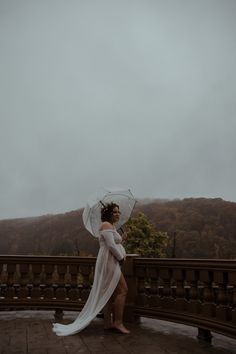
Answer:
[{"xmin": 0, "ymin": 0, "xmax": 236, "ymax": 219}]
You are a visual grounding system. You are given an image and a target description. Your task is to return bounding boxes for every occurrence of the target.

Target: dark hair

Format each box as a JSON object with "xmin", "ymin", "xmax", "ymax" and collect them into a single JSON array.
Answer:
[{"xmin": 101, "ymin": 202, "xmax": 119, "ymax": 222}]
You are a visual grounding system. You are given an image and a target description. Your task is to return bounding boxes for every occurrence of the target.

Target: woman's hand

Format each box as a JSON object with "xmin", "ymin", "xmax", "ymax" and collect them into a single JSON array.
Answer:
[
  {"xmin": 122, "ymin": 231, "xmax": 128, "ymax": 242},
  {"xmin": 119, "ymin": 258, "xmax": 125, "ymax": 266}
]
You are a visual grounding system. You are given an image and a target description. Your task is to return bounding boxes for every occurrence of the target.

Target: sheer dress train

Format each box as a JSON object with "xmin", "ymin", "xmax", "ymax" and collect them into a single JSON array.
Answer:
[{"xmin": 52, "ymin": 229, "xmax": 125, "ymax": 336}]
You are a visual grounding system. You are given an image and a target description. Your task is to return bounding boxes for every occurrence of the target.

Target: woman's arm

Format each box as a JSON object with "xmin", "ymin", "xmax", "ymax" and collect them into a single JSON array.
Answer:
[{"xmin": 100, "ymin": 223, "xmax": 124, "ymax": 261}]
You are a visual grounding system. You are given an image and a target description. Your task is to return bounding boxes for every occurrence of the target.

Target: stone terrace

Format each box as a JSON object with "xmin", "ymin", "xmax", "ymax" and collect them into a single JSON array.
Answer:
[{"xmin": 0, "ymin": 311, "xmax": 235, "ymax": 354}]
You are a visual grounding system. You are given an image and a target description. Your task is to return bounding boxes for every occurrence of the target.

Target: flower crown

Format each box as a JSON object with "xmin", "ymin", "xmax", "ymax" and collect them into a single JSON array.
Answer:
[{"xmin": 100, "ymin": 201, "xmax": 117, "ymax": 212}]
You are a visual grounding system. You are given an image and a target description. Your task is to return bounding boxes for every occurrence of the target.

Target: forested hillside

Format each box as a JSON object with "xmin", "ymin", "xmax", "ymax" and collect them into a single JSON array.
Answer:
[
  {"xmin": 0, "ymin": 211, "xmax": 98, "ymax": 256},
  {"xmin": 137, "ymin": 198, "xmax": 236, "ymax": 258},
  {"xmin": 0, "ymin": 198, "xmax": 235, "ymax": 258}
]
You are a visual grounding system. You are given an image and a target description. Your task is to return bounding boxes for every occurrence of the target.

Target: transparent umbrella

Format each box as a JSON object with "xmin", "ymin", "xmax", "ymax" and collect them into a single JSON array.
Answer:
[{"xmin": 82, "ymin": 188, "xmax": 136, "ymax": 238}]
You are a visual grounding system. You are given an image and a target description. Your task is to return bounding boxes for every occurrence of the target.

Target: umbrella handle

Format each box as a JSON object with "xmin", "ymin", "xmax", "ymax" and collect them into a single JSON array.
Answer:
[
  {"xmin": 119, "ymin": 227, "xmax": 124, "ymax": 234},
  {"xmin": 99, "ymin": 200, "xmax": 106, "ymax": 207}
]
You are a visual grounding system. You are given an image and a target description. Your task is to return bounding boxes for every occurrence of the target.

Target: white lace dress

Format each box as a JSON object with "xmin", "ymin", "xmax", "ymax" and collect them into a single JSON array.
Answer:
[{"xmin": 52, "ymin": 228, "xmax": 126, "ymax": 336}]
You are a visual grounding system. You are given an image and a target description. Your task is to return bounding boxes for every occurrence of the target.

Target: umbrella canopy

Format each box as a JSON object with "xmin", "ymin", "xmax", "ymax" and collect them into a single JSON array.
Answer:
[{"xmin": 82, "ymin": 188, "xmax": 136, "ymax": 238}]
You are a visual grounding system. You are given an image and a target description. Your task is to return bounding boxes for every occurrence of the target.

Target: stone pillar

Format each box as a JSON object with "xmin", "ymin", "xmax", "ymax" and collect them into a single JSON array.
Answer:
[
  {"xmin": 54, "ymin": 309, "xmax": 64, "ymax": 322},
  {"xmin": 123, "ymin": 254, "xmax": 140, "ymax": 323},
  {"xmin": 197, "ymin": 328, "xmax": 212, "ymax": 343}
]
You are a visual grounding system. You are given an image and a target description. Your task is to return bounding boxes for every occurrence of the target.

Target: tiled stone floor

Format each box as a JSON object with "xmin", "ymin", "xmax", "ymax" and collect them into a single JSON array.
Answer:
[{"xmin": 0, "ymin": 311, "xmax": 235, "ymax": 354}]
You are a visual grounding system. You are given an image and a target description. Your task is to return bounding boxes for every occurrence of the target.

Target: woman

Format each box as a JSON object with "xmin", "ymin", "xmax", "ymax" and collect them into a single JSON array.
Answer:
[
  {"xmin": 100, "ymin": 202, "xmax": 130, "ymax": 334},
  {"xmin": 52, "ymin": 202, "xmax": 130, "ymax": 336}
]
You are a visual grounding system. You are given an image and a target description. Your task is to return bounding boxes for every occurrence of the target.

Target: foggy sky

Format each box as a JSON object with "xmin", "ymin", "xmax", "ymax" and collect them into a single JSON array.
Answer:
[{"xmin": 1, "ymin": 0, "xmax": 236, "ymax": 219}]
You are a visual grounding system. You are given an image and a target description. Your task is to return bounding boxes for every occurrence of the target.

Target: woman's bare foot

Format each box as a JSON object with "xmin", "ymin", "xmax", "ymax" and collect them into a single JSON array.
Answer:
[{"xmin": 112, "ymin": 323, "xmax": 130, "ymax": 334}]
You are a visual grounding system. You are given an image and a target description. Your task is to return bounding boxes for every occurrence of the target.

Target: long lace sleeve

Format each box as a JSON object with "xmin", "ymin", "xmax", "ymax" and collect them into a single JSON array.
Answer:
[{"xmin": 101, "ymin": 230, "xmax": 124, "ymax": 261}]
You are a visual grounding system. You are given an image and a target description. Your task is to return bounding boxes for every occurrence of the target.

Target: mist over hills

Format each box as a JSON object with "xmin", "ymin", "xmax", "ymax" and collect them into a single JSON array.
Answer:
[{"xmin": 0, "ymin": 198, "xmax": 235, "ymax": 258}]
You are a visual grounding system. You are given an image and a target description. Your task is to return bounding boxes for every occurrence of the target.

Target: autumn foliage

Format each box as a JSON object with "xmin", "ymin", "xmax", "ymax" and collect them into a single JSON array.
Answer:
[
  {"xmin": 124, "ymin": 212, "xmax": 168, "ymax": 257},
  {"xmin": 0, "ymin": 197, "xmax": 236, "ymax": 259}
]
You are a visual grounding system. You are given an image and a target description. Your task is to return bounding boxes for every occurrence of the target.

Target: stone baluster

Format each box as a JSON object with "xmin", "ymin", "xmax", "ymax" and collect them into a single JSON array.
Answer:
[
  {"xmin": 79, "ymin": 265, "xmax": 92, "ymax": 302},
  {"xmin": 67, "ymin": 264, "xmax": 79, "ymax": 300},
  {"xmin": 136, "ymin": 265, "xmax": 148, "ymax": 307},
  {"xmin": 31, "ymin": 263, "xmax": 42, "ymax": 299},
  {"xmin": 55, "ymin": 264, "xmax": 67, "ymax": 300},
  {"xmin": 214, "ymin": 271, "xmax": 230, "ymax": 321},
  {"xmin": 0, "ymin": 263, "xmax": 7, "ymax": 298},
  {"xmin": 64, "ymin": 265, "xmax": 72, "ymax": 299},
  {"xmin": 173, "ymin": 268, "xmax": 187, "ymax": 311},
  {"xmin": 200, "ymin": 270, "xmax": 215, "ymax": 317},
  {"xmin": 53, "ymin": 264, "xmax": 67, "ymax": 321},
  {"xmin": 6, "ymin": 263, "xmax": 17, "ymax": 298},
  {"xmin": 51, "ymin": 265, "xmax": 60, "ymax": 299},
  {"xmin": 18, "ymin": 263, "xmax": 31, "ymax": 298},
  {"xmin": 43, "ymin": 264, "xmax": 54, "ymax": 299},
  {"xmin": 186, "ymin": 269, "xmax": 201, "ymax": 314},
  {"xmin": 159, "ymin": 268, "xmax": 173, "ymax": 309},
  {"xmin": 39, "ymin": 264, "xmax": 46, "ymax": 299},
  {"xmin": 147, "ymin": 266, "xmax": 160, "ymax": 307}
]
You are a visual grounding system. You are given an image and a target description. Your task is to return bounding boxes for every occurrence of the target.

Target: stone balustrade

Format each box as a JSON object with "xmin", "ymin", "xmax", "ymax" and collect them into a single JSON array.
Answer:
[
  {"xmin": 0, "ymin": 255, "xmax": 96, "ymax": 320},
  {"xmin": 0, "ymin": 255, "xmax": 235, "ymax": 341},
  {"xmin": 132, "ymin": 257, "xmax": 236, "ymax": 341}
]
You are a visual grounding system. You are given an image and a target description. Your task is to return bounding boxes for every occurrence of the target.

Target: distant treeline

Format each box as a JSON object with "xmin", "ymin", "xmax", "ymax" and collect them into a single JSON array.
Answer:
[
  {"xmin": 0, "ymin": 197, "xmax": 235, "ymax": 259},
  {"xmin": 138, "ymin": 198, "xmax": 236, "ymax": 259}
]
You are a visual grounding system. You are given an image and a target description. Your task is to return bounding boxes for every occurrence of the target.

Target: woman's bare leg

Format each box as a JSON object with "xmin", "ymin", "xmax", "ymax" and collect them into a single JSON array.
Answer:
[
  {"xmin": 113, "ymin": 273, "xmax": 130, "ymax": 333},
  {"xmin": 103, "ymin": 297, "xmax": 113, "ymax": 329}
]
